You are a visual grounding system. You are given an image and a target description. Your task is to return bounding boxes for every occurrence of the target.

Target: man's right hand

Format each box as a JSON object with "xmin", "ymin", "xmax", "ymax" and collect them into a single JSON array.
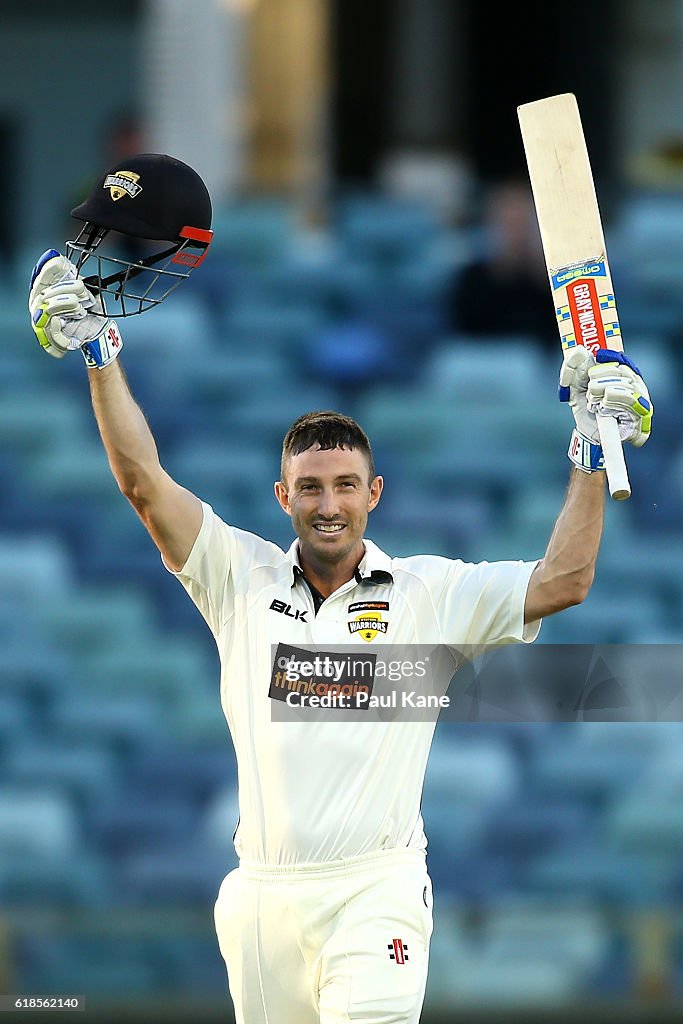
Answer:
[{"xmin": 29, "ymin": 250, "xmax": 124, "ymax": 369}]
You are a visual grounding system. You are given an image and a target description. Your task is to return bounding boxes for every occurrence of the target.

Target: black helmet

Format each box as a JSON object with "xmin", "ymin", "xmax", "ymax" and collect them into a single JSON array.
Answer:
[{"xmin": 66, "ymin": 153, "xmax": 213, "ymax": 316}]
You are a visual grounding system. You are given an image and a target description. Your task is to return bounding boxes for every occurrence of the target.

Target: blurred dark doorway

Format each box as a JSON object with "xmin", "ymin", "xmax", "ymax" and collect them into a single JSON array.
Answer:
[
  {"xmin": 330, "ymin": 0, "xmax": 619, "ymax": 207},
  {"xmin": 0, "ymin": 119, "xmax": 18, "ymax": 260},
  {"xmin": 462, "ymin": 1, "xmax": 619, "ymax": 202},
  {"xmin": 329, "ymin": 0, "xmax": 392, "ymax": 184}
]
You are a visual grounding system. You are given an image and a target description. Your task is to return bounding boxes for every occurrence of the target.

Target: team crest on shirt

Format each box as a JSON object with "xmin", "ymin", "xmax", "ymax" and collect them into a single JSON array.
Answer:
[{"xmin": 348, "ymin": 612, "xmax": 388, "ymax": 642}]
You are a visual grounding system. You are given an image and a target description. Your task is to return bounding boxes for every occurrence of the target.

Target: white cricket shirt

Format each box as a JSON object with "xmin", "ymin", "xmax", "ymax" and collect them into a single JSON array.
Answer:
[{"xmin": 167, "ymin": 502, "xmax": 541, "ymax": 866}]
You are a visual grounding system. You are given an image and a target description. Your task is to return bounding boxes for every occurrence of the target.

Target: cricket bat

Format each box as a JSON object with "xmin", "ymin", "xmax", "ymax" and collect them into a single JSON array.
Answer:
[{"xmin": 517, "ymin": 92, "xmax": 631, "ymax": 501}]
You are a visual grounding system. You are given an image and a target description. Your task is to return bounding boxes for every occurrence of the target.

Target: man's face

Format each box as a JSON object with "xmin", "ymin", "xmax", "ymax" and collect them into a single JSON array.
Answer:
[{"xmin": 274, "ymin": 446, "xmax": 383, "ymax": 565}]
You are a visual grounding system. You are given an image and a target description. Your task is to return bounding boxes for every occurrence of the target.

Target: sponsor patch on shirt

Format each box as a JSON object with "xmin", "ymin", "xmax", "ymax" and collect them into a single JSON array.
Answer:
[
  {"xmin": 348, "ymin": 601, "xmax": 389, "ymax": 613},
  {"xmin": 269, "ymin": 642, "xmax": 376, "ymax": 710}
]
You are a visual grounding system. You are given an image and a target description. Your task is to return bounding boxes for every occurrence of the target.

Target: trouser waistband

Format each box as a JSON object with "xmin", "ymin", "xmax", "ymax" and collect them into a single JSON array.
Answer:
[{"xmin": 239, "ymin": 847, "xmax": 426, "ymax": 882}]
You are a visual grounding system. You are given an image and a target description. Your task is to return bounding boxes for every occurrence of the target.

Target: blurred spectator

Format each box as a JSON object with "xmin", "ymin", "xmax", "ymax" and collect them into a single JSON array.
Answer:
[{"xmin": 444, "ymin": 177, "xmax": 557, "ymax": 351}]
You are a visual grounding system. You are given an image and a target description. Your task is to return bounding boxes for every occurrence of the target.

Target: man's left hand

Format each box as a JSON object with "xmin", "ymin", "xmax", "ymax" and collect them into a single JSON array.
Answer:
[{"xmin": 560, "ymin": 347, "xmax": 653, "ymax": 448}]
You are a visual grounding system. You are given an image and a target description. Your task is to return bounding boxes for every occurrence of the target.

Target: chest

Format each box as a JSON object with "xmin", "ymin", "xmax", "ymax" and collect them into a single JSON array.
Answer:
[{"xmin": 250, "ymin": 581, "xmax": 408, "ymax": 647}]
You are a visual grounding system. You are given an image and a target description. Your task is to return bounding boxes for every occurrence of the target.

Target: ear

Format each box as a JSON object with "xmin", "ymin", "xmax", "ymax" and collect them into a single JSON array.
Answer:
[
  {"xmin": 274, "ymin": 481, "xmax": 292, "ymax": 516},
  {"xmin": 368, "ymin": 475, "xmax": 383, "ymax": 513}
]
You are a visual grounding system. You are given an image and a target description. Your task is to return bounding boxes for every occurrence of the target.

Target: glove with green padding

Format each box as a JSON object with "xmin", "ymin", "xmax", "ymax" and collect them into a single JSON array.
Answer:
[
  {"xmin": 559, "ymin": 346, "xmax": 652, "ymax": 473},
  {"xmin": 587, "ymin": 351, "xmax": 652, "ymax": 448},
  {"xmin": 29, "ymin": 249, "xmax": 123, "ymax": 368}
]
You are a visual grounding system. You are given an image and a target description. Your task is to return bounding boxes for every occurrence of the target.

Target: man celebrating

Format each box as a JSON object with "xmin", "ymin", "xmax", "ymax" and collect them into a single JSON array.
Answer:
[{"xmin": 29, "ymin": 214, "xmax": 651, "ymax": 1021}]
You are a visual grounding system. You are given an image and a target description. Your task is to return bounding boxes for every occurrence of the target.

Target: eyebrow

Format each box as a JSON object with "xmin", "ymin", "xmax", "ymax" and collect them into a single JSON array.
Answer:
[{"xmin": 294, "ymin": 473, "xmax": 363, "ymax": 485}]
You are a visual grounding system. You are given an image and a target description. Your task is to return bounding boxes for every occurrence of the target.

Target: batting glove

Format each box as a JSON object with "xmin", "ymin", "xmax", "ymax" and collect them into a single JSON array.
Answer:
[
  {"xmin": 29, "ymin": 249, "xmax": 123, "ymax": 369},
  {"xmin": 587, "ymin": 352, "xmax": 653, "ymax": 448},
  {"xmin": 559, "ymin": 347, "xmax": 652, "ymax": 473}
]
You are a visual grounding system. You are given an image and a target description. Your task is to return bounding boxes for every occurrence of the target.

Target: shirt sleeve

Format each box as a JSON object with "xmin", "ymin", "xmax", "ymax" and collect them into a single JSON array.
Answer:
[
  {"xmin": 163, "ymin": 501, "xmax": 284, "ymax": 640},
  {"xmin": 436, "ymin": 557, "xmax": 542, "ymax": 646},
  {"xmin": 161, "ymin": 501, "xmax": 233, "ymax": 637}
]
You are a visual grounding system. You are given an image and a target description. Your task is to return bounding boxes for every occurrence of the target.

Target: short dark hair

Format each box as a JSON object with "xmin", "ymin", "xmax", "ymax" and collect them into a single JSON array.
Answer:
[{"xmin": 281, "ymin": 411, "xmax": 375, "ymax": 483}]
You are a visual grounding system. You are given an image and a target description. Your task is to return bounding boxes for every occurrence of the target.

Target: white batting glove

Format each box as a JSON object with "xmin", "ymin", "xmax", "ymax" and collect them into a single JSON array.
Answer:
[
  {"xmin": 559, "ymin": 347, "xmax": 652, "ymax": 473},
  {"xmin": 587, "ymin": 354, "xmax": 652, "ymax": 448},
  {"xmin": 29, "ymin": 249, "xmax": 123, "ymax": 369}
]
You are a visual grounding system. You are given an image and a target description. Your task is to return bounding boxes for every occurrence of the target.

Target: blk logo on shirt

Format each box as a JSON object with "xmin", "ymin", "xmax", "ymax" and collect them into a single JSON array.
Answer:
[
  {"xmin": 269, "ymin": 598, "xmax": 308, "ymax": 622},
  {"xmin": 388, "ymin": 938, "xmax": 409, "ymax": 964}
]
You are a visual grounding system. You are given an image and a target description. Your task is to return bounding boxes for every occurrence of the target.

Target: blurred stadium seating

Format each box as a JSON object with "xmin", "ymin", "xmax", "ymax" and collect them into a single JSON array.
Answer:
[{"xmin": 1, "ymin": 188, "xmax": 682, "ymax": 1009}]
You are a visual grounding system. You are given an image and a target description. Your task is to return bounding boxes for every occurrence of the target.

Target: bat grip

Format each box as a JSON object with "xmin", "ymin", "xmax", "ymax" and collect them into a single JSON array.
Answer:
[{"xmin": 597, "ymin": 413, "xmax": 631, "ymax": 501}]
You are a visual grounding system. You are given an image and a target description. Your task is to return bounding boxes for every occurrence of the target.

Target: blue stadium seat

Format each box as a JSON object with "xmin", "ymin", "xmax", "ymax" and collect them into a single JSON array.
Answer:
[
  {"xmin": 115, "ymin": 291, "xmax": 215, "ymax": 357},
  {"xmin": 587, "ymin": 934, "xmax": 632, "ymax": 995},
  {"xmin": 79, "ymin": 634, "xmax": 216, "ymax": 705},
  {"xmin": 19, "ymin": 933, "xmax": 161, "ymax": 996},
  {"xmin": 0, "ymin": 788, "xmax": 79, "ymax": 854},
  {"xmin": 84, "ymin": 791, "xmax": 200, "ymax": 857},
  {"xmin": 550, "ymin": 721, "xmax": 670, "ymax": 759},
  {"xmin": 424, "ymin": 734, "xmax": 520, "ymax": 805},
  {"xmin": 155, "ymin": 933, "xmax": 228, "ymax": 993},
  {"xmin": 223, "ymin": 298, "xmax": 325, "ymax": 358},
  {"xmin": 0, "ymin": 693, "xmax": 29, "ymax": 756},
  {"xmin": 0, "ymin": 848, "xmax": 110, "ymax": 908},
  {"xmin": 23, "ymin": 444, "xmax": 119, "ymax": 499},
  {"xmin": 4, "ymin": 739, "xmax": 119, "ymax": 806},
  {"xmin": 209, "ymin": 198, "xmax": 295, "ymax": 268},
  {"xmin": 429, "ymin": 950, "xmax": 580, "ymax": 1007},
  {"xmin": 606, "ymin": 793, "xmax": 683, "ymax": 855},
  {"xmin": 482, "ymin": 905, "xmax": 609, "ymax": 975},
  {"xmin": 611, "ymin": 192, "xmax": 683, "ymax": 291},
  {"xmin": 522, "ymin": 845, "xmax": 670, "ymax": 906},
  {"xmin": 1, "ymin": 623, "xmax": 74, "ymax": 703},
  {"xmin": 480, "ymin": 796, "xmax": 594, "ymax": 861},
  {"xmin": 35, "ymin": 582, "xmax": 160, "ymax": 655},
  {"xmin": 355, "ymin": 387, "xmax": 458, "ymax": 453},
  {"xmin": 426, "ymin": 844, "xmax": 521, "ymax": 903},
  {"xmin": 117, "ymin": 841, "xmax": 230, "ymax": 907},
  {"xmin": 125, "ymin": 744, "xmax": 235, "ymax": 804},
  {"xmin": 0, "ymin": 390, "xmax": 87, "ymax": 457},
  {"xmin": 371, "ymin": 487, "xmax": 496, "ymax": 559},
  {"xmin": 529, "ymin": 737, "xmax": 647, "ymax": 803},
  {"xmin": 336, "ymin": 193, "xmax": 441, "ymax": 266},
  {"xmin": 48, "ymin": 691, "xmax": 170, "ymax": 756},
  {"xmin": 538, "ymin": 588, "xmax": 662, "ymax": 645},
  {"xmin": 200, "ymin": 785, "xmax": 240, "ymax": 862},
  {"xmin": 183, "ymin": 346, "xmax": 296, "ymax": 410},
  {"xmin": 421, "ymin": 337, "xmax": 554, "ymax": 404},
  {"xmin": 171, "ymin": 689, "xmax": 227, "ymax": 745},
  {"xmin": 0, "ymin": 532, "xmax": 75, "ymax": 599}
]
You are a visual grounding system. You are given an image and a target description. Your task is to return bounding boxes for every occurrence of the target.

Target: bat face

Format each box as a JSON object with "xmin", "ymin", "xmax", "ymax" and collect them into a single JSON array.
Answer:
[
  {"xmin": 517, "ymin": 93, "xmax": 623, "ymax": 358},
  {"xmin": 518, "ymin": 91, "xmax": 631, "ymax": 501}
]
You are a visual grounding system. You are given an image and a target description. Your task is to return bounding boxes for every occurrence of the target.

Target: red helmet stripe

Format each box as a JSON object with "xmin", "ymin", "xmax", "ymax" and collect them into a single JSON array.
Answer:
[{"xmin": 180, "ymin": 225, "xmax": 213, "ymax": 243}]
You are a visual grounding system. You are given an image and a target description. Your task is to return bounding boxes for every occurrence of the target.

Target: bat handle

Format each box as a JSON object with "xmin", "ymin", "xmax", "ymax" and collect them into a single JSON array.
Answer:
[{"xmin": 597, "ymin": 413, "xmax": 631, "ymax": 501}]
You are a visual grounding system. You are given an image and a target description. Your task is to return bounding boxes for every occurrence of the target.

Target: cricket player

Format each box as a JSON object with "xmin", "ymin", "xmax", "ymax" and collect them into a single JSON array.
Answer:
[{"xmin": 28, "ymin": 155, "xmax": 652, "ymax": 1023}]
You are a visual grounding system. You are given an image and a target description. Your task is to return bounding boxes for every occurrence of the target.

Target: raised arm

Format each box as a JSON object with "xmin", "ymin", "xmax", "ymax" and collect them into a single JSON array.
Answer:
[
  {"xmin": 28, "ymin": 250, "xmax": 202, "ymax": 572},
  {"xmin": 88, "ymin": 361, "xmax": 202, "ymax": 572},
  {"xmin": 524, "ymin": 468, "xmax": 603, "ymax": 622}
]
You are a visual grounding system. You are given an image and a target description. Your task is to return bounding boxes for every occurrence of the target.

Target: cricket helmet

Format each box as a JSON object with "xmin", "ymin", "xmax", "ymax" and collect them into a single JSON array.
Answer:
[{"xmin": 66, "ymin": 153, "xmax": 213, "ymax": 316}]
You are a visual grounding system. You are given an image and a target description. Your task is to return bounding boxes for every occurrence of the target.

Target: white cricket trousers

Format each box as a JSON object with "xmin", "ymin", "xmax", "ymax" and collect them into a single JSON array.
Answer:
[{"xmin": 214, "ymin": 847, "xmax": 433, "ymax": 1024}]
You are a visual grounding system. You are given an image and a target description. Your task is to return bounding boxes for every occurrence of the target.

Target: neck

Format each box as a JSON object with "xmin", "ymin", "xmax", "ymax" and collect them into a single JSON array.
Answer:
[{"xmin": 298, "ymin": 542, "xmax": 365, "ymax": 598}]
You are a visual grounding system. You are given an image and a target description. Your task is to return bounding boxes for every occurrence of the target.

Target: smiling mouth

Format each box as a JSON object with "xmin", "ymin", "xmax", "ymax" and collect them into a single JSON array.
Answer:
[{"xmin": 313, "ymin": 524, "xmax": 346, "ymax": 533}]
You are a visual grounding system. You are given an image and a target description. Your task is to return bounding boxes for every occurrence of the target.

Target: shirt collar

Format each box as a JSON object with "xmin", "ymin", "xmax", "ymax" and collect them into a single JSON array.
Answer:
[{"xmin": 286, "ymin": 538, "xmax": 393, "ymax": 587}]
